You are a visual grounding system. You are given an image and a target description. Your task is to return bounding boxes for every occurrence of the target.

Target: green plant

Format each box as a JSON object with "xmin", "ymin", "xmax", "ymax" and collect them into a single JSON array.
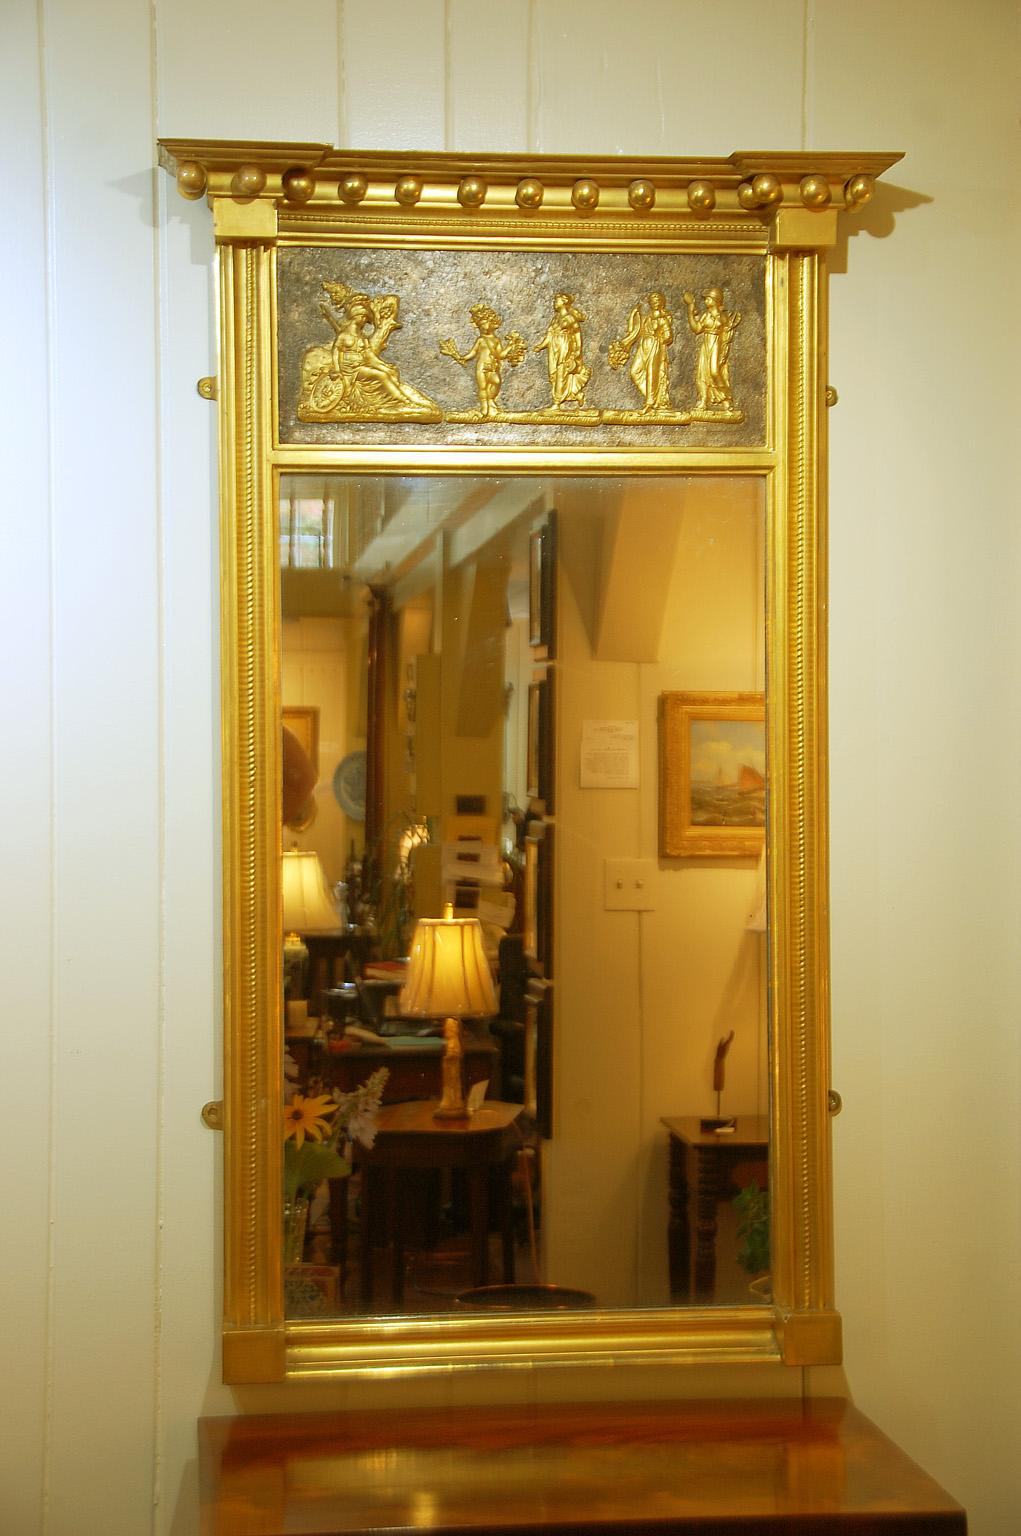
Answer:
[{"xmin": 733, "ymin": 1180, "xmax": 770, "ymax": 1276}]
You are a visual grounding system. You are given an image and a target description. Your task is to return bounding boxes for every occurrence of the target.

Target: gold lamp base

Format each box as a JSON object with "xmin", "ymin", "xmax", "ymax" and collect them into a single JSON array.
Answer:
[{"xmin": 433, "ymin": 1016, "xmax": 472, "ymax": 1119}]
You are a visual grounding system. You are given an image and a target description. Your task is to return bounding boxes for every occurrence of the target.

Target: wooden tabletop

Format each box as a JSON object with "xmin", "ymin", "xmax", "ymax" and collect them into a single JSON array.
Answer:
[
  {"xmin": 198, "ymin": 1398, "xmax": 965, "ymax": 1534},
  {"xmin": 373, "ymin": 1099, "xmax": 522, "ymax": 1136},
  {"xmin": 661, "ymin": 1114, "xmax": 769, "ymax": 1147}
]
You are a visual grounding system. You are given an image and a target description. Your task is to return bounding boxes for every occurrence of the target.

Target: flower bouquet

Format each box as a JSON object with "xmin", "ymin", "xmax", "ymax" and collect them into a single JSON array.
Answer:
[{"xmin": 283, "ymin": 1067, "xmax": 388, "ymax": 1264}]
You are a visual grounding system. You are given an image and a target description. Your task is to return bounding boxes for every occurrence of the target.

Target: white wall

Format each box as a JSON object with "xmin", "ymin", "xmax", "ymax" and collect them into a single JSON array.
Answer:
[{"xmin": 2, "ymin": 1, "xmax": 1017, "ymax": 1531}]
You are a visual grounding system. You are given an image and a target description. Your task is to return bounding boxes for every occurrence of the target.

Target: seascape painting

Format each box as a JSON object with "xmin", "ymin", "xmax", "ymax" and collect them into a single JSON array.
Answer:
[{"xmin": 689, "ymin": 718, "xmax": 766, "ymax": 829}]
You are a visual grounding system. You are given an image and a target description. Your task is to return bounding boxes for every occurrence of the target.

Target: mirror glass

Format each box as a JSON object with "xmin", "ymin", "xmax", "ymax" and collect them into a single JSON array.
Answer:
[{"xmin": 279, "ymin": 470, "xmax": 768, "ymax": 1320}]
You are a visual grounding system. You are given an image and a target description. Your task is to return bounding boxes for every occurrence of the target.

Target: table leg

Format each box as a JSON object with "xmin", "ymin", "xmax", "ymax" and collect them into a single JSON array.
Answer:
[
  {"xmin": 388, "ymin": 1169, "xmax": 406, "ymax": 1308},
  {"xmin": 359, "ymin": 1168, "xmax": 375, "ymax": 1309},
  {"xmin": 666, "ymin": 1135, "xmax": 691, "ymax": 1300},
  {"xmin": 468, "ymin": 1165, "xmax": 489, "ymax": 1287},
  {"xmin": 499, "ymin": 1158, "xmax": 516, "ymax": 1283},
  {"xmin": 329, "ymin": 1176, "xmax": 348, "ymax": 1273},
  {"xmin": 693, "ymin": 1145, "xmax": 721, "ymax": 1298}
]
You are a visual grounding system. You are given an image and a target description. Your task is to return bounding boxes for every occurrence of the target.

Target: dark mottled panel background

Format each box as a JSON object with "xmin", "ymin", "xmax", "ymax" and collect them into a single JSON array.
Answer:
[{"xmin": 277, "ymin": 247, "xmax": 766, "ymax": 449}]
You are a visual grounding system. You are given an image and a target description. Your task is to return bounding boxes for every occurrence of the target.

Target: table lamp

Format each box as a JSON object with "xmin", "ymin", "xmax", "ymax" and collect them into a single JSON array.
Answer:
[
  {"xmin": 281, "ymin": 849, "xmax": 342, "ymax": 1006},
  {"xmin": 399, "ymin": 904, "xmax": 497, "ymax": 1119}
]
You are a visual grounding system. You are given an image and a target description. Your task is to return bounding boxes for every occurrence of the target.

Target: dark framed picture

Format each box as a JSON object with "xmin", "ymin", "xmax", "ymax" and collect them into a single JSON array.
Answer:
[
  {"xmin": 523, "ymin": 820, "xmax": 554, "ymax": 976},
  {"xmin": 523, "ymin": 832, "xmax": 538, "ymax": 963},
  {"xmin": 526, "ymin": 670, "xmax": 554, "ymax": 813},
  {"xmin": 524, "ymin": 976, "xmax": 554, "ymax": 1139},
  {"xmin": 527, "ymin": 513, "xmax": 557, "ymax": 657},
  {"xmin": 282, "ymin": 705, "xmax": 319, "ymax": 775}
]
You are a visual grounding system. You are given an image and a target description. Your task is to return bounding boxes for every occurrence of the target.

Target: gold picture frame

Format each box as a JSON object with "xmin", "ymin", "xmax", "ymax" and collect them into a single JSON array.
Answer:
[
  {"xmin": 659, "ymin": 691, "xmax": 766, "ymax": 858},
  {"xmin": 157, "ymin": 138, "xmax": 902, "ymax": 1385}
]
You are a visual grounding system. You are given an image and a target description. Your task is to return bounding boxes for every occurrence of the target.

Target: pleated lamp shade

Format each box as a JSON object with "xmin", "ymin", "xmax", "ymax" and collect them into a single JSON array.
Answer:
[
  {"xmin": 399, "ymin": 910, "xmax": 497, "ymax": 1019},
  {"xmin": 281, "ymin": 849, "xmax": 342, "ymax": 935}
]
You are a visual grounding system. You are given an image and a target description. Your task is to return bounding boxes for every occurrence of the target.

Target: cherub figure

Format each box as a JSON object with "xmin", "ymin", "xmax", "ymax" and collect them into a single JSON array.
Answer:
[
  {"xmin": 534, "ymin": 292, "xmax": 590, "ymax": 409},
  {"xmin": 297, "ymin": 281, "xmax": 439, "ymax": 420},
  {"xmin": 608, "ymin": 291, "xmax": 674, "ymax": 411},
  {"xmin": 682, "ymin": 287, "xmax": 742, "ymax": 413},
  {"xmin": 439, "ymin": 304, "xmax": 527, "ymax": 419}
]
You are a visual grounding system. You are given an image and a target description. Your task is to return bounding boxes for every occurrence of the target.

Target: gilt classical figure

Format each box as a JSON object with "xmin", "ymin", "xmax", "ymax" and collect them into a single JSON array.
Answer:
[
  {"xmin": 534, "ymin": 292, "xmax": 591, "ymax": 409},
  {"xmin": 682, "ymin": 287, "xmax": 742, "ymax": 416},
  {"xmin": 297, "ymin": 282, "xmax": 440, "ymax": 421},
  {"xmin": 439, "ymin": 303, "xmax": 527, "ymax": 419},
  {"xmin": 608, "ymin": 291, "xmax": 674, "ymax": 411}
]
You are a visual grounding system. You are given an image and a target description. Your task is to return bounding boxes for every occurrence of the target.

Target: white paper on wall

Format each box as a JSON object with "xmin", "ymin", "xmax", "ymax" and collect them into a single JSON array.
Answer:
[{"xmin": 579, "ymin": 720, "xmax": 639, "ymax": 789}]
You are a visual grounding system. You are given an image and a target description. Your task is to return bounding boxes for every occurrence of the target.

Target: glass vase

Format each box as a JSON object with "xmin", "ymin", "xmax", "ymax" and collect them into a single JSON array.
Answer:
[{"xmin": 283, "ymin": 1194, "xmax": 309, "ymax": 1267}]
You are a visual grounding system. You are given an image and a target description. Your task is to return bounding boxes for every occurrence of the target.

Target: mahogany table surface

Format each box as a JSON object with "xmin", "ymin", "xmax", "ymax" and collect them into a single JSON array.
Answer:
[
  {"xmin": 198, "ymin": 1398, "xmax": 966, "ymax": 1535},
  {"xmin": 357, "ymin": 1098, "xmax": 524, "ymax": 1166},
  {"xmin": 660, "ymin": 1114, "xmax": 770, "ymax": 1148}
]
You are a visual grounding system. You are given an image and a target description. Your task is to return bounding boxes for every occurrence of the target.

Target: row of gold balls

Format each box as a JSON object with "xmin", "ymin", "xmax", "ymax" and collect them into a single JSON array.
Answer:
[{"xmin": 176, "ymin": 162, "xmax": 874, "ymax": 213}]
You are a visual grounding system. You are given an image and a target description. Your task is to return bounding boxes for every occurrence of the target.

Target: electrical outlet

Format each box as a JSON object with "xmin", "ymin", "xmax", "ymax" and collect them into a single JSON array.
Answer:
[{"xmin": 603, "ymin": 858, "xmax": 656, "ymax": 911}]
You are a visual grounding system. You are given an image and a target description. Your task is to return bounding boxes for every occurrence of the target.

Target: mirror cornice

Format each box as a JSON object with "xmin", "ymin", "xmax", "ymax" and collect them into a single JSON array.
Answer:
[{"xmin": 159, "ymin": 140, "xmax": 901, "ymax": 247}]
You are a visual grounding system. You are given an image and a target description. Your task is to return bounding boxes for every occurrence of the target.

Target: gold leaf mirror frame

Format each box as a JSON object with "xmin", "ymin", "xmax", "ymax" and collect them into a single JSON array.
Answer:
[{"xmin": 158, "ymin": 141, "xmax": 900, "ymax": 1385}]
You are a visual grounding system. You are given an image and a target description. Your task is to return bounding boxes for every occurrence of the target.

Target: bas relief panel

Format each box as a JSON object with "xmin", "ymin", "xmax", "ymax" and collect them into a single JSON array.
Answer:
[{"xmin": 276, "ymin": 248, "xmax": 766, "ymax": 448}]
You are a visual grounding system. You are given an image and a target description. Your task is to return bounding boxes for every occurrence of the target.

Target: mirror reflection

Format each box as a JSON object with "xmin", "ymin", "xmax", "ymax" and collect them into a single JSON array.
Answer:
[{"xmin": 279, "ymin": 472, "xmax": 768, "ymax": 1320}]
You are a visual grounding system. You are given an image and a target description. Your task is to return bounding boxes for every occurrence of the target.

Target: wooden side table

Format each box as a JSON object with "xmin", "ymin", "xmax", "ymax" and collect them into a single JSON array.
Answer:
[
  {"xmin": 661, "ymin": 1115, "xmax": 769, "ymax": 1301},
  {"xmin": 357, "ymin": 1099, "xmax": 524, "ymax": 1309},
  {"xmin": 197, "ymin": 1398, "xmax": 967, "ymax": 1534}
]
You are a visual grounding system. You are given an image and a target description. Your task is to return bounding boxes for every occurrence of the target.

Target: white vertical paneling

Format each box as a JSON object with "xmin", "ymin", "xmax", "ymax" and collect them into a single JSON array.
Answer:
[
  {"xmin": 0, "ymin": 5, "xmax": 53, "ymax": 1534},
  {"xmin": 531, "ymin": 0, "xmax": 805, "ymax": 155},
  {"xmin": 1, "ymin": 1, "xmax": 1016, "ymax": 1528},
  {"xmin": 155, "ymin": 0, "xmax": 340, "ymax": 142},
  {"xmin": 341, "ymin": 0, "xmax": 446, "ymax": 149},
  {"xmin": 814, "ymin": 2, "xmax": 1021, "ymax": 1530},
  {"xmin": 447, "ymin": 0, "xmax": 530, "ymax": 152},
  {"xmin": 43, "ymin": 0, "xmax": 161, "ymax": 1529}
]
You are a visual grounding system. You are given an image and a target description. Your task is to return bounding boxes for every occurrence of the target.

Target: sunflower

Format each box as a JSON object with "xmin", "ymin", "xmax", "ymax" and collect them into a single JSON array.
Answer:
[{"xmin": 283, "ymin": 1093, "xmax": 336, "ymax": 1148}]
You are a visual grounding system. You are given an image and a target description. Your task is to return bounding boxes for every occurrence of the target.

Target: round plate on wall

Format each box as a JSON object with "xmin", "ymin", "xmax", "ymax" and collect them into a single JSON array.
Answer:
[{"xmin": 332, "ymin": 751, "xmax": 367, "ymax": 820}]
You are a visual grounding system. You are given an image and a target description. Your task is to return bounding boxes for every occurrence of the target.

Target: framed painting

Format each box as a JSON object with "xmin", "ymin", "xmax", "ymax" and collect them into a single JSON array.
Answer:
[
  {"xmin": 282, "ymin": 705, "xmax": 319, "ymax": 776},
  {"xmin": 528, "ymin": 513, "xmax": 557, "ymax": 657},
  {"xmin": 523, "ymin": 820, "xmax": 554, "ymax": 975},
  {"xmin": 659, "ymin": 691, "xmax": 765, "ymax": 857},
  {"xmin": 524, "ymin": 976, "xmax": 554, "ymax": 1139},
  {"xmin": 526, "ymin": 670, "xmax": 554, "ymax": 813}
]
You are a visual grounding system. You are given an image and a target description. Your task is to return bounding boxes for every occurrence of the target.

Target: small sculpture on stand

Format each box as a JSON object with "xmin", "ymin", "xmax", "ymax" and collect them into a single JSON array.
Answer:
[{"xmin": 701, "ymin": 1029, "xmax": 736, "ymax": 1133}]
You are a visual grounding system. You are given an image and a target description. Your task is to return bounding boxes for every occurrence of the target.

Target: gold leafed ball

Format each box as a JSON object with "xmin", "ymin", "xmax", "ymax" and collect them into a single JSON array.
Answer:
[
  {"xmin": 627, "ymin": 179, "xmax": 656, "ymax": 211},
  {"xmin": 571, "ymin": 178, "xmax": 600, "ymax": 211},
  {"xmin": 232, "ymin": 164, "xmax": 266, "ymax": 199},
  {"xmin": 516, "ymin": 178, "xmax": 544, "ymax": 209},
  {"xmin": 751, "ymin": 172, "xmax": 783, "ymax": 206},
  {"xmin": 799, "ymin": 174, "xmax": 831, "ymax": 209},
  {"xmin": 845, "ymin": 173, "xmax": 875, "ymax": 209},
  {"xmin": 176, "ymin": 161, "xmax": 207, "ymax": 200},
  {"xmin": 282, "ymin": 169, "xmax": 316, "ymax": 204},
  {"xmin": 340, "ymin": 174, "xmax": 368, "ymax": 204},
  {"xmin": 687, "ymin": 179, "xmax": 716, "ymax": 214},
  {"xmin": 395, "ymin": 175, "xmax": 423, "ymax": 206},
  {"xmin": 457, "ymin": 176, "xmax": 487, "ymax": 208},
  {"xmin": 737, "ymin": 182, "xmax": 759, "ymax": 210}
]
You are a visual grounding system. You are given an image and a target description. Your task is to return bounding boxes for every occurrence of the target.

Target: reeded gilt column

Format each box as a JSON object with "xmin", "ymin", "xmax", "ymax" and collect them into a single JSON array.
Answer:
[
  {"xmin": 218, "ymin": 239, "xmax": 285, "ymax": 1377},
  {"xmin": 767, "ymin": 229, "xmax": 838, "ymax": 1361}
]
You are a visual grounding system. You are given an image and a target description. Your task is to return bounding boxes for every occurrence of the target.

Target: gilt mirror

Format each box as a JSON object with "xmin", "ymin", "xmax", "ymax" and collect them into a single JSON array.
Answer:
[{"xmin": 159, "ymin": 142, "xmax": 899, "ymax": 1382}]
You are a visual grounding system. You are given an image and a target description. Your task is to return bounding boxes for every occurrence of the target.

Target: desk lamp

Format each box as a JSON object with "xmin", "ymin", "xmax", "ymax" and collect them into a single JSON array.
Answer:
[
  {"xmin": 281, "ymin": 849, "xmax": 342, "ymax": 1007},
  {"xmin": 399, "ymin": 904, "xmax": 497, "ymax": 1119}
]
